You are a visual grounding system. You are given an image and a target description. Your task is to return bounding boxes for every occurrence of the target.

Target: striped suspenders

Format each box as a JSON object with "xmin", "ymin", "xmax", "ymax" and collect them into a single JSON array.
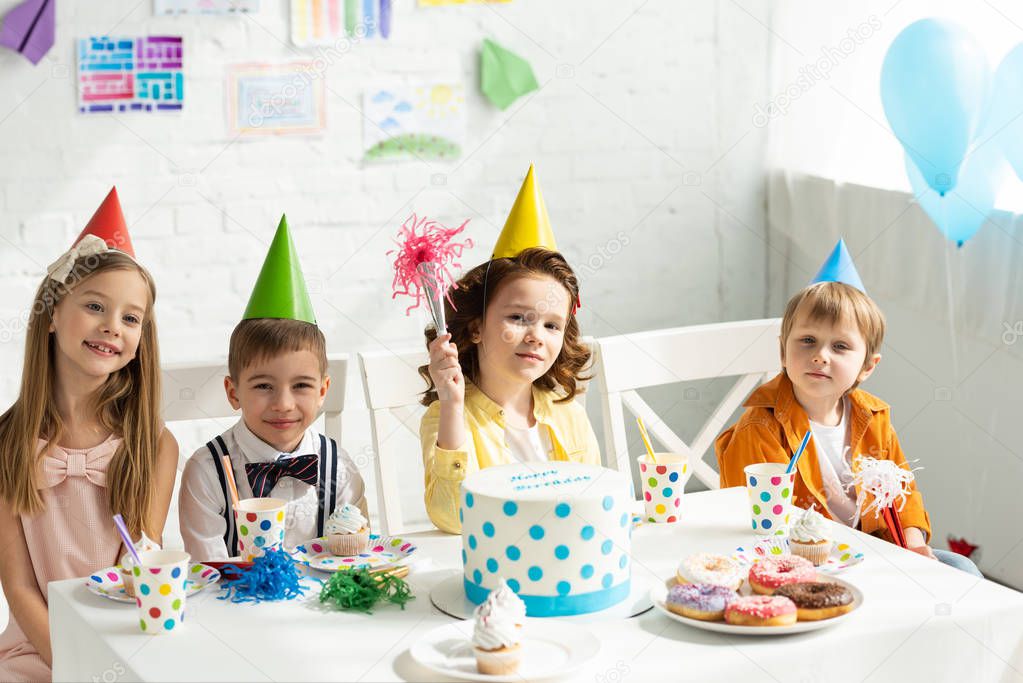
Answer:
[
  {"xmin": 208, "ymin": 434, "xmax": 340, "ymax": 555},
  {"xmin": 206, "ymin": 436, "xmax": 237, "ymax": 556}
]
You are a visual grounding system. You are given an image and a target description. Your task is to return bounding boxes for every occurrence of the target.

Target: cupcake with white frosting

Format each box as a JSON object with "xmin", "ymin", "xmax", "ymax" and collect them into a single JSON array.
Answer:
[
  {"xmin": 788, "ymin": 507, "xmax": 833, "ymax": 566},
  {"xmin": 473, "ymin": 579, "xmax": 526, "ymax": 675},
  {"xmin": 324, "ymin": 503, "xmax": 370, "ymax": 556}
]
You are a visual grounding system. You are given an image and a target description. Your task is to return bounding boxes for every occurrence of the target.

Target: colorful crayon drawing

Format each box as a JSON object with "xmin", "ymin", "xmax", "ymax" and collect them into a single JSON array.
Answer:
[
  {"xmin": 77, "ymin": 36, "xmax": 183, "ymax": 114},
  {"xmin": 227, "ymin": 62, "xmax": 326, "ymax": 136},
  {"xmin": 418, "ymin": 0, "xmax": 510, "ymax": 5},
  {"xmin": 290, "ymin": 0, "xmax": 392, "ymax": 46},
  {"xmin": 153, "ymin": 0, "xmax": 259, "ymax": 13},
  {"xmin": 363, "ymin": 83, "xmax": 465, "ymax": 162}
]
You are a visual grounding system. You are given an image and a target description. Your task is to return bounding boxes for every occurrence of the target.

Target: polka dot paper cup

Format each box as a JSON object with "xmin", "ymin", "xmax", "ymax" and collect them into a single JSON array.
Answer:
[
  {"xmin": 638, "ymin": 453, "xmax": 688, "ymax": 523},
  {"xmin": 133, "ymin": 550, "xmax": 190, "ymax": 635},
  {"xmin": 744, "ymin": 463, "xmax": 796, "ymax": 537},
  {"xmin": 234, "ymin": 498, "xmax": 286, "ymax": 561}
]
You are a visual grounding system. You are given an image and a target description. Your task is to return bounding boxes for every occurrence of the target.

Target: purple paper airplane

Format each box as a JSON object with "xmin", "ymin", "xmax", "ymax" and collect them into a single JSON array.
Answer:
[{"xmin": 0, "ymin": 0, "xmax": 55, "ymax": 65}]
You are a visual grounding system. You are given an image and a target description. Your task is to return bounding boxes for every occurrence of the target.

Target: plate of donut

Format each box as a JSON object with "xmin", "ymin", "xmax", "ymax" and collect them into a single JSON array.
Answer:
[{"xmin": 650, "ymin": 575, "xmax": 864, "ymax": 635}]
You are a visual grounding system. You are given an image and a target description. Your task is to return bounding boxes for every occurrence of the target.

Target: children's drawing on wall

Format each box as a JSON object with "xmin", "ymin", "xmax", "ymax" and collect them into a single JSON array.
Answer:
[{"xmin": 363, "ymin": 83, "xmax": 465, "ymax": 162}]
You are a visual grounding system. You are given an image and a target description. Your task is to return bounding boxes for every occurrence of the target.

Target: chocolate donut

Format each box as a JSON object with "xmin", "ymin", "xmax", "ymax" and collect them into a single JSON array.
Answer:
[{"xmin": 774, "ymin": 582, "xmax": 854, "ymax": 621}]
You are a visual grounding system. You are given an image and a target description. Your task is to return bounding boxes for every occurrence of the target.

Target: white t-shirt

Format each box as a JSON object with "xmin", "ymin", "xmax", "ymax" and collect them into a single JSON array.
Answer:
[
  {"xmin": 809, "ymin": 399, "xmax": 859, "ymax": 527},
  {"xmin": 504, "ymin": 423, "xmax": 553, "ymax": 463}
]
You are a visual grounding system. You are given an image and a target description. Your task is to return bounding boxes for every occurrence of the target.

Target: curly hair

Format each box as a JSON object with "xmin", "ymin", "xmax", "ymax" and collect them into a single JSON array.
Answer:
[{"xmin": 418, "ymin": 247, "xmax": 590, "ymax": 405}]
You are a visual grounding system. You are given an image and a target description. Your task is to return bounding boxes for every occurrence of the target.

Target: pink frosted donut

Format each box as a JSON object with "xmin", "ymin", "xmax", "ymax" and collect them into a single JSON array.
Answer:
[
  {"xmin": 748, "ymin": 555, "xmax": 816, "ymax": 594},
  {"xmin": 725, "ymin": 595, "xmax": 797, "ymax": 626}
]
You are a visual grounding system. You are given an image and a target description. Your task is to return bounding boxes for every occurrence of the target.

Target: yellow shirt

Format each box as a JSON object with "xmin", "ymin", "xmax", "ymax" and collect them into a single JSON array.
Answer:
[{"xmin": 420, "ymin": 382, "xmax": 601, "ymax": 533}]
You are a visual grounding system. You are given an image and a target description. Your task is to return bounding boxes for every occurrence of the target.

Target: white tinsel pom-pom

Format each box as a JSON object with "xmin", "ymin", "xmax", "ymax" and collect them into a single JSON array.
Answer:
[{"xmin": 849, "ymin": 455, "xmax": 921, "ymax": 522}]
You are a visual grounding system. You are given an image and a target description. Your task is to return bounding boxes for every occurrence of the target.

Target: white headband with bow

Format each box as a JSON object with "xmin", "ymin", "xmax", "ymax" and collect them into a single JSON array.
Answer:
[{"xmin": 46, "ymin": 234, "xmax": 112, "ymax": 283}]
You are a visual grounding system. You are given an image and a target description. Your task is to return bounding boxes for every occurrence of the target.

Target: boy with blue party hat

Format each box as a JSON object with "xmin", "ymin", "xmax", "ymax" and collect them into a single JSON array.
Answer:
[
  {"xmin": 716, "ymin": 239, "xmax": 980, "ymax": 575},
  {"xmin": 179, "ymin": 215, "xmax": 367, "ymax": 560}
]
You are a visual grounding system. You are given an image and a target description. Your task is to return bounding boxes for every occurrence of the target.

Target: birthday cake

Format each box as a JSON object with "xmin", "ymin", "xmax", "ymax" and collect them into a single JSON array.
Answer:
[{"xmin": 460, "ymin": 462, "xmax": 633, "ymax": 617}]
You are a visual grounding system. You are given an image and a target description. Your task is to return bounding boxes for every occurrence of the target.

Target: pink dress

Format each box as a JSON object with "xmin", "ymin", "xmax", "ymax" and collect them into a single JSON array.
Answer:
[{"xmin": 0, "ymin": 437, "xmax": 123, "ymax": 682}]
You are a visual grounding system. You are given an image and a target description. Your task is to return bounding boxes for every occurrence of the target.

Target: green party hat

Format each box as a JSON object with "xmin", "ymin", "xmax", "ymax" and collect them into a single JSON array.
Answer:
[{"xmin": 242, "ymin": 214, "xmax": 317, "ymax": 324}]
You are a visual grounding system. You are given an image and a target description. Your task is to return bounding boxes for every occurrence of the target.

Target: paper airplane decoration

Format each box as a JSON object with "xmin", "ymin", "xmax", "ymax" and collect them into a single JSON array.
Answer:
[
  {"xmin": 481, "ymin": 38, "xmax": 538, "ymax": 110},
  {"xmin": 0, "ymin": 0, "xmax": 55, "ymax": 65}
]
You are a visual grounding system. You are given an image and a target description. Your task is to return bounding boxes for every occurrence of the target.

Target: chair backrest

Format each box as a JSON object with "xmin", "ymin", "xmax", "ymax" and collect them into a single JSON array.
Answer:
[
  {"xmin": 158, "ymin": 354, "xmax": 349, "ymax": 549},
  {"xmin": 360, "ymin": 339, "xmax": 597, "ymax": 536},
  {"xmin": 161, "ymin": 354, "xmax": 348, "ymax": 437},
  {"xmin": 593, "ymin": 319, "xmax": 781, "ymax": 491},
  {"xmin": 358, "ymin": 347, "xmax": 432, "ymax": 536}
]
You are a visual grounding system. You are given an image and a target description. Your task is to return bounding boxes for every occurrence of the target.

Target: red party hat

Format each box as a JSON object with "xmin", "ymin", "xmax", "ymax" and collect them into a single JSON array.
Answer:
[{"xmin": 72, "ymin": 187, "xmax": 135, "ymax": 257}]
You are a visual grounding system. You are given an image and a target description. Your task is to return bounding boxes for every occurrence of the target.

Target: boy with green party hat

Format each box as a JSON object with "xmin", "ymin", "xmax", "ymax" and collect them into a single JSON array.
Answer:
[{"xmin": 179, "ymin": 215, "xmax": 368, "ymax": 561}]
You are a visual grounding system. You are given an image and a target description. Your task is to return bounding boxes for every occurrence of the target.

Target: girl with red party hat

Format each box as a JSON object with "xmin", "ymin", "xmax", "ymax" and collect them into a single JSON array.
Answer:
[{"xmin": 0, "ymin": 188, "xmax": 178, "ymax": 679}]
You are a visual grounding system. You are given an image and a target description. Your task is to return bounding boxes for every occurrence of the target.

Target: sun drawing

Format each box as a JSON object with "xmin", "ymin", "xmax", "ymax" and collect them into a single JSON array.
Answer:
[{"xmin": 416, "ymin": 85, "xmax": 463, "ymax": 118}]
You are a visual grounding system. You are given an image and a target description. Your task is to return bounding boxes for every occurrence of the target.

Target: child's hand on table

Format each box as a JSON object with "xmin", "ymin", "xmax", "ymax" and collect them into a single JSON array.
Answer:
[{"xmin": 905, "ymin": 527, "xmax": 936, "ymax": 560}]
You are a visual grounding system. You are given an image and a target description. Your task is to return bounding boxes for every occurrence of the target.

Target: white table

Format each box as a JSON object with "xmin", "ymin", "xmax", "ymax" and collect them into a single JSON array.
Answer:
[{"xmin": 50, "ymin": 487, "xmax": 1023, "ymax": 682}]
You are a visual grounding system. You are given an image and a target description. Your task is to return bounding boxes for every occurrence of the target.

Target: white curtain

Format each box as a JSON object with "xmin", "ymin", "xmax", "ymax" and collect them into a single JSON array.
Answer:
[{"xmin": 767, "ymin": 170, "xmax": 1023, "ymax": 590}]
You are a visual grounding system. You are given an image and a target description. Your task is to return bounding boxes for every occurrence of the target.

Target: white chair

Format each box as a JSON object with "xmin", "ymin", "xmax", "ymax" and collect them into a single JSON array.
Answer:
[
  {"xmin": 358, "ymin": 347, "xmax": 432, "ymax": 537},
  {"xmin": 159, "ymin": 354, "xmax": 349, "ymax": 549},
  {"xmin": 593, "ymin": 319, "xmax": 782, "ymax": 491}
]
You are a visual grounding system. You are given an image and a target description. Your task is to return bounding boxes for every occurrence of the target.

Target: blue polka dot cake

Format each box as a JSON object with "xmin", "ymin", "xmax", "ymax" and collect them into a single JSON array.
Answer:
[{"xmin": 460, "ymin": 462, "xmax": 633, "ymax": 617}]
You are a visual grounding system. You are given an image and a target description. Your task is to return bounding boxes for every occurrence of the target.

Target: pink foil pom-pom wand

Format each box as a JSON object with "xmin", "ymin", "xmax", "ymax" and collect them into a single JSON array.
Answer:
[{"xmin": 389, "ymin": 213, "xmax": 473, "ymax": 323}]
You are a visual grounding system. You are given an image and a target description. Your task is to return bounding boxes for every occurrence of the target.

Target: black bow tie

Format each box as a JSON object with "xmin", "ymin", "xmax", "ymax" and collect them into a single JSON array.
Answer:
[{"xmin": 244, "ymin": 454, "xmax": 318, "ymax": 498}]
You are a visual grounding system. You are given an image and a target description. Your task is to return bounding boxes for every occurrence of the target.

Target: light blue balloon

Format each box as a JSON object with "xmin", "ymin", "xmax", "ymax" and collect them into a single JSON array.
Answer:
[
  {"xmin": 905, "ymin": 143, "xmax": 1007, "ymax": 246},
  {"xmin": 984, "ymin": 44, "xmax": 1023, "ymax": 181},
  {"xmin": 881, "ymin": 19, "xmax": 990, "ymax": 195}
]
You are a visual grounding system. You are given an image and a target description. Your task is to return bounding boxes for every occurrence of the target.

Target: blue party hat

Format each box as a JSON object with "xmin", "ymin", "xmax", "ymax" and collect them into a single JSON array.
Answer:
[{"xmin": 810, "ymin": 239, "xmax": 866, "ymax": 294}]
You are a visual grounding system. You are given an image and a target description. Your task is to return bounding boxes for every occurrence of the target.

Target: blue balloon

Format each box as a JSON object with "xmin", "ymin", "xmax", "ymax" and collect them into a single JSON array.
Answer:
[
  {"xmin": 881, "ymin": 19, "xmax": 990, "ymax": 195},
  {"xmin": 905, "ymin": 143, "xmax": 1007, "ymax": 245},
  {"xmin": 985, "ymin": 44, "xmax": 1023, "ymax": 181}
]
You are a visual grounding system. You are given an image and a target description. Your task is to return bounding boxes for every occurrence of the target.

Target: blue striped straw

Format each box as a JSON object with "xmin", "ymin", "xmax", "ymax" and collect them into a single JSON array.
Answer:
[{"xmin": 786, "ymin": 432, "xmax": 812, "ymax": 474}]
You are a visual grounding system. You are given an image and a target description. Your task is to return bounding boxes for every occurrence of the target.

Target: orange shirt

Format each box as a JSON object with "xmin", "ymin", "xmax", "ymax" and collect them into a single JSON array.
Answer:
[{"xmin": 715, "ymin": 372, "xmax": 931, "ymax": 543}]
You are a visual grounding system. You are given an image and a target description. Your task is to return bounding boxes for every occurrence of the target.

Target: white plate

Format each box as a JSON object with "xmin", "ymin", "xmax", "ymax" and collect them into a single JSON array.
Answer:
[
  {"xmin": 86, "ymin": 563, "xmax": 220, "ymax": 604},
  {"xmin": 292, "ymin": 535, "xmax": 417, "ymax": 572},
  {"xmin": 650, "ymin": 576, "xmax": 864, "ymax": 635},
  {"xmin": 409, "ymin": 618, "xmax": 599, "ymax": 682},
  {"xmin": 732, "ymin": 538, "xmax": 865, "ymax": 575},
  {"xmin": 429, "ymin": 572, "xmax": 653, "ymax": 621}
]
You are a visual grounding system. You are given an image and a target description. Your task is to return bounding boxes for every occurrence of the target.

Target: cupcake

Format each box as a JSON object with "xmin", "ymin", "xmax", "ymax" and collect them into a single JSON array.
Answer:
[
  {"xmin": 473, "ymin": 579, "xmax": 526, "ymax": 675},
  {"xmin": 788, "ymin": 507, "xmax": 833, "ymax": 566},
  {"xmin": 118, "ymin": 533, "xmax": 160, "ymax": 598},
  {"xmin": 324, "ymin": 503, "xmax": 370, "ymax": 556}
]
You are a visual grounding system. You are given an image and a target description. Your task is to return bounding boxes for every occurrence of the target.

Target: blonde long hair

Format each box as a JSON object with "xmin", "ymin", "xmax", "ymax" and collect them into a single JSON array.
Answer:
[{"xmin": 0, "ymin": 251, "xmax": 162, "ymax": 538}]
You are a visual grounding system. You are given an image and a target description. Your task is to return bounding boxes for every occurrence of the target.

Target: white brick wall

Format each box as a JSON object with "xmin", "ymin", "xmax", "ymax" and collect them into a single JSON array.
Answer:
[{"xmin": 0, "ymin": 0, "xmax": 772, "ymax": 532}]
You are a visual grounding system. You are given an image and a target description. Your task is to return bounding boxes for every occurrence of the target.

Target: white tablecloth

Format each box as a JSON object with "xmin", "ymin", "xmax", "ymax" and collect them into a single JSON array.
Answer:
[{"xmin": 49, "ymin": 487, "xmax": 1023, "ymax": 682}]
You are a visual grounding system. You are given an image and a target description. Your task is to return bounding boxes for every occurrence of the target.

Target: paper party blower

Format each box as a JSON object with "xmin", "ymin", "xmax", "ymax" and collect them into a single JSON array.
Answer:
[
  {"xmin": 243, "ymin": 215, "xmax": 317, "ymax": 324},
  {"xmin": 810, "ymin": 239, "xmax": 866, "ymax": 294},
  {"xmin": 480, "ymin": 38, "xmax": 539, "ymax": 110}
]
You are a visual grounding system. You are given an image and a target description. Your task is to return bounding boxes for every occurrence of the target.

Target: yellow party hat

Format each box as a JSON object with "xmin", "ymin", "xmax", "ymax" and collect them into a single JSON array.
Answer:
[{"xmin": 492, "ymin": 164, "xmax": 558, "ymax": 258}]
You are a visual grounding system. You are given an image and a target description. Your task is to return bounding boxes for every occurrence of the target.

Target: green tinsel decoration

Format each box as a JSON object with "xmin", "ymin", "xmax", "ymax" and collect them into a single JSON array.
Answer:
[{"xmin": 319, "ymin": 568, "xmax": 415, "ymax": 613}]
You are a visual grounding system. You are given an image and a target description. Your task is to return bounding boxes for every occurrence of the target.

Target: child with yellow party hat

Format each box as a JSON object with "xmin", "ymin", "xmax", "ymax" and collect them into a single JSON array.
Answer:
[
  {"xmin": 179, "ymin": 216, "xmax": 368, "ymax": 561},
  {"xmin": 419, "ymin": 165, "xmax": 600, "ymax": 534}
]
